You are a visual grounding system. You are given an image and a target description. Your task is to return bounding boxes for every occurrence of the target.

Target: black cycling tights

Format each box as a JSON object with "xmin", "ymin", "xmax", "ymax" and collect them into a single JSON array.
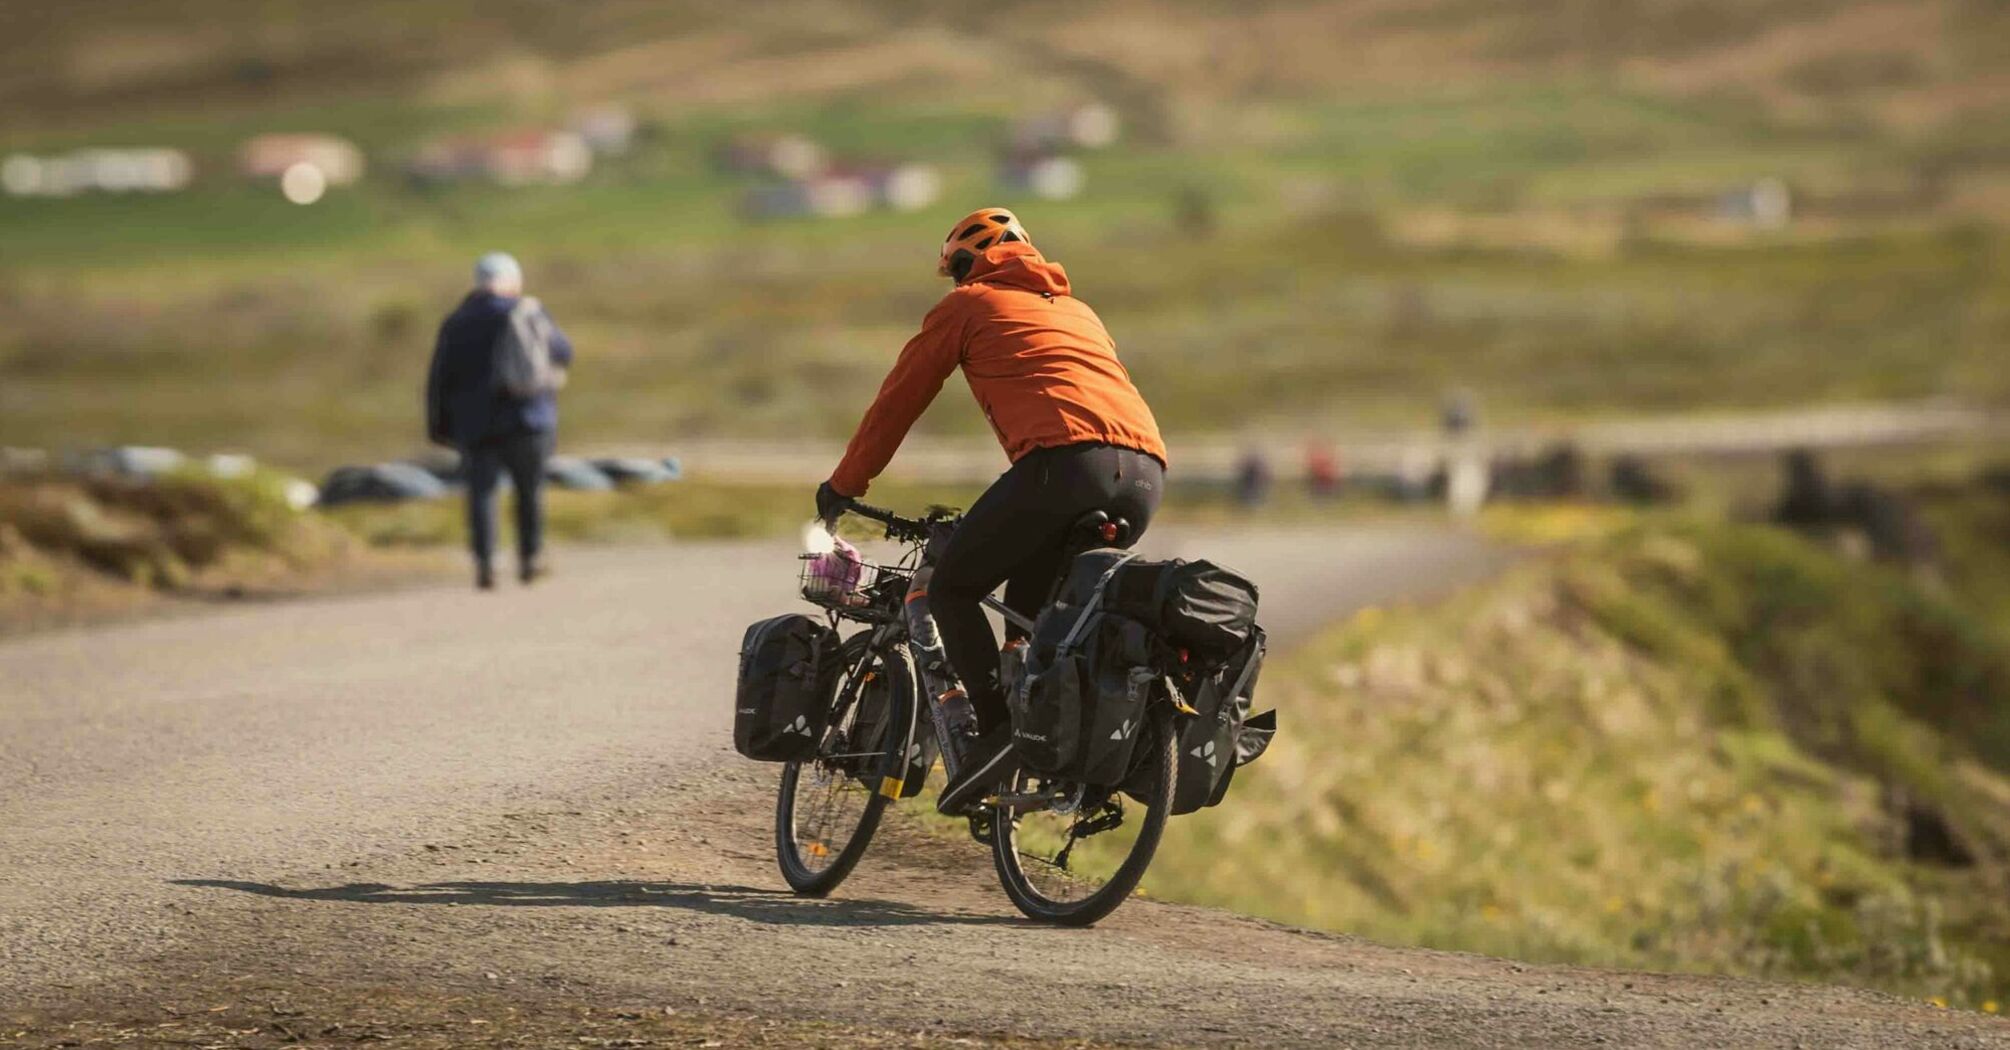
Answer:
[{"xmin": 931, "ymin": 442, "xmax": 1164, "ymax": 732}]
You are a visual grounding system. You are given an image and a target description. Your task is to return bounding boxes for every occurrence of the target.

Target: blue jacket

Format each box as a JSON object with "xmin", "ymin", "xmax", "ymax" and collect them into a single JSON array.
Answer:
[{"xmin": 426, "ymin": 290, "xmax": 575, "ymax": 449}]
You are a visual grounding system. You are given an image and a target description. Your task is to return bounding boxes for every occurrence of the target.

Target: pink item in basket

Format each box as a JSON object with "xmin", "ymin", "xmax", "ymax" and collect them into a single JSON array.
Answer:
[{"xmin": 806, "ymin": 535, "xmax": 866, "ymax": 602}]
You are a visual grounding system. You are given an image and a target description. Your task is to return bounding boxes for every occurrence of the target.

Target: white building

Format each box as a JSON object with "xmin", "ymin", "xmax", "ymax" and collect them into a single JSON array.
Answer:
[
  {"xmin": 409, "ymin": 130, "xmax": 593, "ymax": 186},
  {"xmin": 718, "ymin": 133, "xmax": 827, "ymax": 180},
  {"xmin": 999, "ymin": 154, "xmax": 1084, "ymax": 201},
  {"xmin": 1011, "ymin": 102, "xmax": 1121, "ymax": 154},
  {"xmin": 569, "ymin": 106, "xmax": 639, "ymax": 156},
  {"xmin": 2, "ymin": 149, "xmax": 193, "ymax": 197},
  {"xmin": 238, "ymin": 134, "xmax": 365, "ymax": 185}
]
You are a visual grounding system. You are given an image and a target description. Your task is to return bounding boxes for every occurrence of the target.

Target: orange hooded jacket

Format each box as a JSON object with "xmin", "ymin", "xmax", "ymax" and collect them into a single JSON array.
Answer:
[{"xmin": 829, "ymin": 241, "xmax": 1166, "ymax": 497}]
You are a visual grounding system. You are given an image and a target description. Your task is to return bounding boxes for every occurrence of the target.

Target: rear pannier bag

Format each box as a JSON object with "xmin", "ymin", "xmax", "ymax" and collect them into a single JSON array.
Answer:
[
  {"xmin": 734, "ymin": 614, "xmax": 839, "ymax": 761},
  {"xmin": 1009, "ymin": 651, "xmax": 1087, "ymax": 774},
  {"xmin": 1159, "ymin": 629, "xmax": 1269, "ymax": 814},
  {"xmin": 1110, "ymin": 559, "xmax": 1260, "ymax": 657},
  {"xmin": 1008, "ymin": 551, "xmax": 1153, "ymax": 785},
  {"xmin": 1075, "ymin": 619, "xmax": 1156, "ymax": 785}
]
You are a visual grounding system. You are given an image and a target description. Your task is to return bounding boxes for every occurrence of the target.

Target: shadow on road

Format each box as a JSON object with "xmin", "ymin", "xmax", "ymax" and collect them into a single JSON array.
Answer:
[{"xmin": 172, "ymin": 878, "xmax": 1016, "ymax": 928}]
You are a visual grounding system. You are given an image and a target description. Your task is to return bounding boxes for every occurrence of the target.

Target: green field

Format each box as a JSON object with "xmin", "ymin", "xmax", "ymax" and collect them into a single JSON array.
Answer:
[{"xmin": 4, "ymin": 1, "xmax": 2009, "ymax": 470}]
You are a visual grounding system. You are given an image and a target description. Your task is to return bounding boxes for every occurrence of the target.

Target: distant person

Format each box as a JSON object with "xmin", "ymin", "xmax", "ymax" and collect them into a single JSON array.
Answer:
[
  {"xmin": 1234, "ymin": 448, "xmax": 1272, "ymax": 508},
  {"xmin": 1304, "ymin": 439, "xmax": 1341, "ymax": 500},
  {"xmin": 426, "ymin": 252, "xmax": 574, "ymax": 590},
  {"xmin": 814, "ymin": 207, "xmax": 1166, "ymax": 813}
]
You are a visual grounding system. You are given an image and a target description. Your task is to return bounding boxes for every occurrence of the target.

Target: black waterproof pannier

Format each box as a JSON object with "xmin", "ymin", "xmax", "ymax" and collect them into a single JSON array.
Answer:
[
  {"xmin": 734, "ymin": 613, "xmax": 839, "ymax": 761},
  {"xmin": 1007, "ymin": 551, "xmax": 1156, "ymax": 785},
  {"xmin": 1109, "ymin": 558, "xmax": 1260, "ymax": 658},
  {"xmin": 1152, "ymin": 628, "xmax": 1274, "ymax": 814}
]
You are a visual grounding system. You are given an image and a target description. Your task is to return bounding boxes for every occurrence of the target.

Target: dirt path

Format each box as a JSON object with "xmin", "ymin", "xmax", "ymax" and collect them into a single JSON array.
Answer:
[{"xmin": 2, "ymin": 527, "xmax": 2002, "ymax": 1048}]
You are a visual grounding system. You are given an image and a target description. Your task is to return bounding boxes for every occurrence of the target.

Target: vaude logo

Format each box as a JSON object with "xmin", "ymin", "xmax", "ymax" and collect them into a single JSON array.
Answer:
[
  {"xmin": 737, "ymin": 707, "xmax": 758, "ymax": 715},
  {"xmin": 1016, "ymin": 730, "xmax": 1050, "ymax": 743},
  {"xmin": 1109, "ymin": 717, "xmax": 1135, "ymax": 741},
  {"xmin": 1189, "ymin": 739, "xmax": 1219, "ymax": 769}
]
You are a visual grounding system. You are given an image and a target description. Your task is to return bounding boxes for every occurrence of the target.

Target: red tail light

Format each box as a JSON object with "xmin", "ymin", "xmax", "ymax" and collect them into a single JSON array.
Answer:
[{"xmin": 1099, "ymin": 522, "xmax": 1119, "ymax": 543}]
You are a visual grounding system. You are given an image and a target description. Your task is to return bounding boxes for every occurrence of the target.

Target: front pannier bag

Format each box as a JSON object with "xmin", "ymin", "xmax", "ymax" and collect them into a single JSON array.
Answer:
[{"xmin": 734, "ymin": 614, "xmax": 839, "ymax": 761}]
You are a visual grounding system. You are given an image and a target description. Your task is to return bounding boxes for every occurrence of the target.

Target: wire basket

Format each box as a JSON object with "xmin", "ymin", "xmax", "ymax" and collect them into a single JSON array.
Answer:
[{"xmin": 799, "ymin": 552, "xmax": 889, "ymax": 611}]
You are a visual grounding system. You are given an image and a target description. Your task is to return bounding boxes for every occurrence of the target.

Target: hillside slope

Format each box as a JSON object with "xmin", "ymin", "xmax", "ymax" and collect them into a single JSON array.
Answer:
[
  {"xmin": 1148, "ymin": 511, "xmax": 2010, "ymax": 1008},
  {"xmin": 11, "ymin": 1, "xmax": 2010, "ymax": 136},
  {"xmin": 5, "ymin": 1, "xmax": 2008, "ymax": 463}
]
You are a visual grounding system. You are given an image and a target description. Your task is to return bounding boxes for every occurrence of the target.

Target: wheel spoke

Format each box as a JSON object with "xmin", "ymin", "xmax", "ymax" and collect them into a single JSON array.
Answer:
[
  {"xmin": 777, "ymin": 635, "xmax": 896, "ymax": 890},
  {"xmin": 992, "ymin": 710, "xmax": 1177, "ymax": 924}
]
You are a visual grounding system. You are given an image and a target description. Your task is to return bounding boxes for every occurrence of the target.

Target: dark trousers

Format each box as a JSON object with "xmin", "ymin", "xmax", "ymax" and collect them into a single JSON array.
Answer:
[
  {"xmin": 464, "ymin": 430, "xmax": 554, "ymax": 568},
  {"xmin": 932, "ymin": 442, "xmax": 1165, "ymax": 731}
]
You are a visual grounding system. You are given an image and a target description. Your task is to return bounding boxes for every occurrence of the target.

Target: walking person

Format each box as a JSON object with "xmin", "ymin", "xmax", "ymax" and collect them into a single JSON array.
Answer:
[{"xmin": 425, "ymin": 252, "xmax": 574, "ymax": 589}]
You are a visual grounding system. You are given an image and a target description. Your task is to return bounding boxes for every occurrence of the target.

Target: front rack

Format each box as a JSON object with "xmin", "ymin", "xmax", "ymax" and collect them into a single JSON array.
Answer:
[{"xmin": 799, "ymin": 553, "xmax": 910, "ymax": 621}]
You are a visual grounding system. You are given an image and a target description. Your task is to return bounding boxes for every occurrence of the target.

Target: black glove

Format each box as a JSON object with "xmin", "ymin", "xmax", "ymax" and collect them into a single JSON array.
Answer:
[{"xmin": 815, "ymin": 480, "xmax": 848, "ymax": 525}]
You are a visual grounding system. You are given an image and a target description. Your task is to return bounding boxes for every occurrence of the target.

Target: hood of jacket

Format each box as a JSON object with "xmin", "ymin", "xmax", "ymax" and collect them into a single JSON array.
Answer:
[{"xmin": 960, "ymin": 240, "xmax": 1071, "ymax": 297}]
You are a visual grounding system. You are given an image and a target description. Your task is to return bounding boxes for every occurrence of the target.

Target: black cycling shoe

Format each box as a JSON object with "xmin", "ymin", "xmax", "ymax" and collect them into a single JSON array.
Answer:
[{"xmin": 936, "ymin": 725, "xmax": 1019, "ymax": 815}]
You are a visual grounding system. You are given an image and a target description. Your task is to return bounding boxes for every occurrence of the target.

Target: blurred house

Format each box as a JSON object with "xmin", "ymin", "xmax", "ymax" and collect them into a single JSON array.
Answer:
[
  {"xmin": 1011, "ymin": 102, "xmax": 1120, "ymax": 153},
  {"xmin": 1719, "ymin": 177, "xmax": 1793, "ymax": 230},
  {"xmin": 717, "ymin": 132, "xmax": 827, "ymax": 179},
  {"xmin": 740, "ymin": 162, "xmax": 939, "ymax": 220},
  {"xmin": 409, "ymin": 130, "xmax": 593, "ymax": 186},
  {"xmin": 568, "ymin": 105, "xmax": 638, "ymax": 156},
  {"xmin": 998, "ymin": 152, "xmax": 1084, "ymax": 201},
  {"xmin": 1, "ymin": 148, "xmax": 192, "ymax": 197},
  {"xmin": 741, "ymin": 172, "xmax": 874, "ymax": 220},
  {"xmin": 858, "ymin": 162, "xmax": 941, "ymax": 212},
  {"xmin": 237, "ymin": 134, "xmax": 365, "ymax": 186}
]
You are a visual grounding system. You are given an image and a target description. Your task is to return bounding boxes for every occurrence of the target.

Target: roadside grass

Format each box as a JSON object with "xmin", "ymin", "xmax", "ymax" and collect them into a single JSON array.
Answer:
[
  {"xmin": 0, "ymin": 469, "xmax": 351, "ymax": 590},
  {"xmin": 1144, "ymin": 512, "xmax": 2010, "ymax": 1007},
  {"xmin": 318, "ymin": 477, "xmax": 982, "ymax": 548},
  {"xmin": 320, "ymin": 475, "xmax": 1395, "ymax": 552},
  {"xmin": 0, "ymin": 469, "xmax": 430, "ymax": 632},
  {"xmin": 1917, "ymin": 480, "xmax": 2010, "ymax": 637}
]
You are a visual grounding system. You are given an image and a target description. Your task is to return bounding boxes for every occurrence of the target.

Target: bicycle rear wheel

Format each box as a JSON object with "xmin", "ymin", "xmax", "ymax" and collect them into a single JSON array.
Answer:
[
  {"xmin": 775, "ymin": 634, "xmax": 906, "ymax": 896},
  {"xmin": 991, "ymin": 707, "xmax": 1177, "ymax": 926}
]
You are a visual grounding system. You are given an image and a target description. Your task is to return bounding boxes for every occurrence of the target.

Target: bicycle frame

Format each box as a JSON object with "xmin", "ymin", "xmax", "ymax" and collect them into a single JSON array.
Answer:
[{"xmin": 816, "ymin": 496, "xmax": 1126, "ymax": 810}]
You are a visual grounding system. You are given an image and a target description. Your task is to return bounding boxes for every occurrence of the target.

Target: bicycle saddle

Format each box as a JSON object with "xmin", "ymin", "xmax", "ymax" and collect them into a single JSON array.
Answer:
[{"xmin": 1069, "ymin": 509, "xmax": 1132, "ymax": 548}]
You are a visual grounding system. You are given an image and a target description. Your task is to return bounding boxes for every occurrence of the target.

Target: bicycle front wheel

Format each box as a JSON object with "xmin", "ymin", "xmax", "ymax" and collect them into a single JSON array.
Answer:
[
  {"xmin": 775, "ymin": 634, "xmax": 907, "ymax": 896},
  {"xmin": 991, "ymin": 707, "xmax": 1177, "ymax": 926}
]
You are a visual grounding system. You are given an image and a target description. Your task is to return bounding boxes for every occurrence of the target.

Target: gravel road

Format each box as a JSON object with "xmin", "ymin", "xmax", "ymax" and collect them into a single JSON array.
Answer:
[{"xmin": 2, "ymin": 526, "xmax": 2003, "ymax": 1048}]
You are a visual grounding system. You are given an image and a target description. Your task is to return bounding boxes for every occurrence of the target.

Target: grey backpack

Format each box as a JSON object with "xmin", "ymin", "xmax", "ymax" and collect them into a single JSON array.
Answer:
[{"xmin": 494, "ymin": 297, "xmax": 567, "ymax": 398}]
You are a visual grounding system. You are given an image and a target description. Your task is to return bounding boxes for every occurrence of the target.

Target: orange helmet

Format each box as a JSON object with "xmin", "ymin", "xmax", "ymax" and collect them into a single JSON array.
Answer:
[{"xmin": 938, "ymin": 207, "xmax": 1030, "ymax": 281}]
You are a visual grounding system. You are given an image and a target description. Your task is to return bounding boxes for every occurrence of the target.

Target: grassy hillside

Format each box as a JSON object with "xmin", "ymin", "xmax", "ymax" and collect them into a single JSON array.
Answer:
[
  {"xmin": 1146, "ymin": 512, "xmax": 2010, "ymax": 1008},
  {"xmin": 5, "ymin": 2, "xmax": 2010, "ymax": 466}
]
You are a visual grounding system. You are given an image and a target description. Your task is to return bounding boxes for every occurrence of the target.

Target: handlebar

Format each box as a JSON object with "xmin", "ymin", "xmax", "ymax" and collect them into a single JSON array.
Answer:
[{"xmin": 834, "ymin": 497, "xmax": 938, "ymax": 544}]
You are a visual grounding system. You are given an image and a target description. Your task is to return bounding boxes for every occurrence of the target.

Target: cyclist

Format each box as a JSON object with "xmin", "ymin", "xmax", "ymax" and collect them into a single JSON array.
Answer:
[{"xmin": 816, "ymin": 207, "xmax": 1168, "ymax": 812}]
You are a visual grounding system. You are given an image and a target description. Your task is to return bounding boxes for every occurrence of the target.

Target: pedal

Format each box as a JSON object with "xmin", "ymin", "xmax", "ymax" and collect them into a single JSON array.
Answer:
[
  {"xmin": 987, "ymin": 789, "xmax": 1065, "ymax": 814},
  {"xmin": 966, "ymin": 811, "xmax": 995, "ymax": 846}
]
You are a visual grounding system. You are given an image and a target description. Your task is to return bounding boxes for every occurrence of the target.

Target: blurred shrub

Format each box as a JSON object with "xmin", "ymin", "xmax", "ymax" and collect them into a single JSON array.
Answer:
[{"xmin": 0, "ymin": 470, "xmax": 348, "ymax": 590}]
